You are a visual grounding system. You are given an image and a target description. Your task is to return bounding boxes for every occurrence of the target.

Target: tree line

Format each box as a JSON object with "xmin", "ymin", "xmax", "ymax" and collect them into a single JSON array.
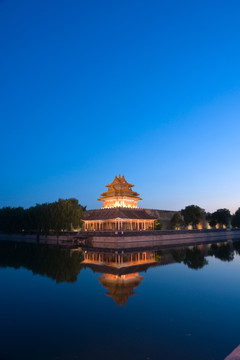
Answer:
[
  {"xmin": 1, "ymin": 200, "xmax": 240, "ymax": 233},
  {"xmin": 0, "ymin": 198, "xmax": 86, "ymax": 234},
  {"xmin": 169, "ymin": 205, "xmax": 240, "ymax": 230}
]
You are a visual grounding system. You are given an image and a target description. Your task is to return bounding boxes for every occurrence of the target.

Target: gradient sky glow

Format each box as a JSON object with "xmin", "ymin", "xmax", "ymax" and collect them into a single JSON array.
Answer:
[{"xmin": 1, "ymin": 0, "xmax": 240, "ymax": 213}]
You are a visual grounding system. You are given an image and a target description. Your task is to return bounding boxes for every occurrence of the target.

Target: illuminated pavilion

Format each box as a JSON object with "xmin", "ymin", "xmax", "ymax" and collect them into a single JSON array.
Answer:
[
  {"xmin": 98, "ymin": 174, "xmax": 142, "ymax": 208},
  {"xmin": 83, "ymin": 175, "xmax": 157, "ymax": 231}
]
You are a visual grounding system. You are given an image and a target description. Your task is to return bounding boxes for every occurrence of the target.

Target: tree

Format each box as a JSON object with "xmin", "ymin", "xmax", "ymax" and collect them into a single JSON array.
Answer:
[
  {"xmin": 0, "ymin": 207, "xmax": 25, "ymax": 233},
  {"xmin": 181, "ymin": 205, "xmax": 205, "ymax": 229},
  {"xmin": 232, "ymin": 208, "xmax": 240, "ymax": 228},
  {"xmin": 169, "ymin": 213, "xmax": 185, "ymax": 230},
  {"xmin": 154, "ymin": 219, "xmax": 163, "ymax": 230},
  {"xmin": 206, "ymin": 212, "xmax": 217, "ymax": 228},
  {"xmin": 208, "ymin": 208, "xmax": 231, "ymax": 228}
]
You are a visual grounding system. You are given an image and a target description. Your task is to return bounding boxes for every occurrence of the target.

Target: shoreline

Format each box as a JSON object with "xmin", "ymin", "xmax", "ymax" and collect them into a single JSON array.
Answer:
[{"xmin": 0, "ymin": 229, "xmax": 240, "ymax": 249}]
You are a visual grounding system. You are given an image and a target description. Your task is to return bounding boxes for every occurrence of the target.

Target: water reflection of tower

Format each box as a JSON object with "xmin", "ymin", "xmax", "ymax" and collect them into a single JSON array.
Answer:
[
  {"xmin": 82, "ymin": 249, "xmax": 157, "ymax": 306},
  {"xmin": 99, "ymin": 273, "xmax": 143, "ymax": 306}
]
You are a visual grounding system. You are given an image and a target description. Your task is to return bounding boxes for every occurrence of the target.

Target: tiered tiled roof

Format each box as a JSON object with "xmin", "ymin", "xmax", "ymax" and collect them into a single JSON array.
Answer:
[
  {"xmin": 83, "ymin": 208, "xmax": 156, "ymax": 221},
  {"xmin": 98, "ymin": 175, "xmax": 142, "ymax": 202}
]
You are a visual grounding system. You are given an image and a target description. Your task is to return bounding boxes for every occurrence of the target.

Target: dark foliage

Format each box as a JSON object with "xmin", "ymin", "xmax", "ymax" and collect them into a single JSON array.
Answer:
[
  {"xmin": 183, "ymin": 248, "xmax": 208, "ymax": 269},
  {"xmin": 0, "ymin": 242, "xmax": 83, "ymax": 283},
  {"xmin": 171, "ymin": 248, "xmax": 186, "ymax": 263},
  {"xmin": 232, "ymin": 208, "xmax": 240, "ymax": 228},
  {"xmin": 207, "ymin": 209, "xmax": 231, "ymax": 228},
  {"xmin": 171, "ymin": 247, "xmax": 208, "ymax": 269},
  {"xmin": 169, "ymin": 213, "xmax": 185, "ymax": 230},
  {"xmin": 208, "ymin": 243, "xmax": 234, "ymax": 262},
  {"xmin": 154, "ymin": 219, "xmax": 163, "ymax": 230},
  {"xmin": 181, "ymin": 205, "xmax": 205, "ymax": 228},
  {"xmin": 233, "ymin": 240, "xmax": 240, "ymax": 254},
  {"xmin": 0, "ymin": 199, "xmax": 86, "ymax": 234}
]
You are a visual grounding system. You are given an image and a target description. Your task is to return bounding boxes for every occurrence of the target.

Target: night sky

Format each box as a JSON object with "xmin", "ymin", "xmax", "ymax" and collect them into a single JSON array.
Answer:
[{"xmin": 1, "ymin": 0, "xmax": 240, "ymax": 212}]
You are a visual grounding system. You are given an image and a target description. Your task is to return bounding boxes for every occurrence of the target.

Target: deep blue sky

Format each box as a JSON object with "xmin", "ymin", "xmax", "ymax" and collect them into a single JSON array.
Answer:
[{"xmin": 1, "ymin": 0, "xmax": 240, "ymax": 212}]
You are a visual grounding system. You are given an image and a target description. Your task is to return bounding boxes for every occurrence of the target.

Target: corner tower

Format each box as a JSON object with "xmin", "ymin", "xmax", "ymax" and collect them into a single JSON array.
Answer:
[{"xmin": 98, "ymin": 175, "xmax": 142, "ymax": 208}]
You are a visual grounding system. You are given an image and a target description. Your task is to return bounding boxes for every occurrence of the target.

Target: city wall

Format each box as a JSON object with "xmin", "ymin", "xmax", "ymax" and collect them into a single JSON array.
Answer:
[
  {"xmin": 84, "ymin": 229, "xmax": 240, "ymax": 249},
  {"xmin": 0, "ymin": 233, "xmax": 73, "ymax": 246},
  {"xmin": 1, "ymin": 229, "xmax": 240, "ymax": 248}
]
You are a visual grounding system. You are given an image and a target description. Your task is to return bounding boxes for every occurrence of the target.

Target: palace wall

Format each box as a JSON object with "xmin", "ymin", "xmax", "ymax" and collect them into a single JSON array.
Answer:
[
  {"xmin": 84, "ymin": 229, "xmax": 240, "ymax": 249},
  {"xmin": 144, "ymin": 208, "xmax": 177, "ymax": 227},
  {"xmin": 1, "ymin": 229, "xmax": 240, "ymax": 249}
]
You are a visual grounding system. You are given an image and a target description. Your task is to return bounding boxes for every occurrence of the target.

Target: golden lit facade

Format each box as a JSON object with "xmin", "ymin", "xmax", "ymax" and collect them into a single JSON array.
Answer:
[
  {"xmin": 98, "ymin": 175, "xmax": 142, "ymax": 208},
  {"xmin": 83, "ymin": 175, "xmax": 156, "ymax": 231},
  {"xmin": 83, "ymin": 215, "xmax": 155, "ymax": 231}
]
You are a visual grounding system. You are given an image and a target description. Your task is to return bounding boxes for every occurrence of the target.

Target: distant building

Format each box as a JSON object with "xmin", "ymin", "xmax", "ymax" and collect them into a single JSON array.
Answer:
[{"xmin": 83, "ymin": 175, "xmax": 176, "ymax": 231}]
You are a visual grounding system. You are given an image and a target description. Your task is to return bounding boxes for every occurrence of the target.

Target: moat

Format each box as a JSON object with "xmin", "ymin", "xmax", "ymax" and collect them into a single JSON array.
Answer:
[{"xmin": 1, "ymin": 239, "xmax": 240, "ymax": 359}]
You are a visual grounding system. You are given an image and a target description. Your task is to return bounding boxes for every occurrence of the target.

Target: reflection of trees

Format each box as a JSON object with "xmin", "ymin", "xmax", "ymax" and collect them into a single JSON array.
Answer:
[
  {"xmin": 171, "ymin": 248, "xmax": 186, "ymax": 263},
  {"xmin": 170, "ymin": 247, "xmax": 208, "ymax": 270},
  {"xmin": 0, "ymin": 242, "xmax": 83, "ymax": 283},
  {"xmin": 171, "ymin": 243, "xmax": 237, "ymax": 269},
  {"xmin": 233, "ymin": 241, "xmax": 240, "ymax": 255},
  {"xmin": 183, "ymin": 248, "xmax": 208, "ymax": 270},
  {"xmin": 209, "ymin": 243, "xmax": 234, "ymax": 262},
  {"xmin": 155, "ymin": 250, "xmax": 163, "ymax": 261}
]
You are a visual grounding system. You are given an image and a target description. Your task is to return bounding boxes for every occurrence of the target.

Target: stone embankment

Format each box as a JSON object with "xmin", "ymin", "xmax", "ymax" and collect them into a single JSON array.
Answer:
[
  {"xmin": 1, "ymin": 229, "xmax": 240, "ymax": 249},
  {"xmin": 79, "ymin": 229, "xmax": 240, "ymax": 249},
  {"xmin": 0, "ymin": 233, "xmax": 74, "ymax": 246}
]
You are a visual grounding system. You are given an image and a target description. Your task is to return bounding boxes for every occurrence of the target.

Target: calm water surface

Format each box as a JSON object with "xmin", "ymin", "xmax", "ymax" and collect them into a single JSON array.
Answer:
[{"xmin": 1, "ymin": 240, "xmax": 240, "ymax": 360}]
